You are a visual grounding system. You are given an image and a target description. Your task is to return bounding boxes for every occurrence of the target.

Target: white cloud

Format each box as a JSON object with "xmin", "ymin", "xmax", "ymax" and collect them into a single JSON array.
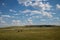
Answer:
[
  {"xmin": 0, "ymin": 11, "xmax": 2, "ymax": 14},
  {"xmin": 22, "ymin": 10, "xmax": 31, "ymax": 13},
  {"xmin": 2, "ymin": 3, "xmax": 7, "ymax": 7},
  {"xmin": 1, "ymin": 15, "xmax": 11, "ymax": 18},
  {"xmin": 41, "ymin": 10, "xmax": 53, "ymax": 18},
  {"xmin": 0, "ymin": 20, "xmax": 8, "ymax": 27},
  {"xmin": 56, "ymin": 4, "xmax": 60, "ymax": 9},
  {"xmin": 2, "ymin": 3, "xmax": 6, "ymax": 6},
  {"xmin": 2, "ymin": 3, "xmax": 5, "ymax": 6},
  {"xmin": 32, "ymin": 10, "xmax": 53, "ymax": 18},
  {"xmin": 12, "ymin": 20, "xmax": 22, "ymax": 26},
  {"xmin": 22, "ymin": 10, "xmax": 41, "ymax": 14},
  {"xmin": 29, "ymin": 1, "xmax": 52, "ymax": 11},
  {"xmin": 21, "ymin": 10, "xmax": 53, "ymax": 18},
  {"xmin": 39, "ymin": 2, "xmax": 52, "ymax": 10},
  {"xmin": 27, "ymin": 17, "xmax": 33, "ymax": 25},
  {"xmin": 9, "ymin": 9, "xmax": 17, "ymax": 13},
  {"xmin": 0, "ymin": 17, "xmax": 7, "ymax": 24},
  {"xmin": 0, "ymin": 17, "xmax": 3, "ymax": 21},
  {"xmin": 28, "ymin": 18, "xmax": 32, "ymax": 22},
  {"xmin": 17, "ymin": 0, "xmax": 52, "ymax": 10},
  {"xmin": 17, "ymin": 0, "xmax": 53, "ymax": 19},
  {"xmin": 31, "ymin": 10, "xmax": 41, "ymax": 14},
  {"xmin": 17, "ymin": 0, "xmax": 29, "ymax": 4},
  {"xmin": 1, "ymin": 21, "xmax": 6, "ymax": 24},
  {"xmin": 17, "ymin": 0, "xmax": 48, "ymax": 4}
]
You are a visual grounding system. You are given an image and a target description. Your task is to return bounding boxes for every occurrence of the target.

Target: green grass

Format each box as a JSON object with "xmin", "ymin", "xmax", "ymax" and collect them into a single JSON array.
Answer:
[{"xmin": 0, "ymin": 27, "xmax": 60, "ymax": 40}]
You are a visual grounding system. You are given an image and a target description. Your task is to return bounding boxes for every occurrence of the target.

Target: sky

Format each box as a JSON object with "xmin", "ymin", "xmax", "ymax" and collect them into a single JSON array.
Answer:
[{"xmin": 0, "ymin": 0, "xmax": 60, "ymax": 27}]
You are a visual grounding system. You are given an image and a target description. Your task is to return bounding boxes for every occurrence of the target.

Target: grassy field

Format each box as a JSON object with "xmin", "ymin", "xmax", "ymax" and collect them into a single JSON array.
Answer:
[{"xmin": 0, "ymin": 27, "xmax": 60, "ymax": 40}]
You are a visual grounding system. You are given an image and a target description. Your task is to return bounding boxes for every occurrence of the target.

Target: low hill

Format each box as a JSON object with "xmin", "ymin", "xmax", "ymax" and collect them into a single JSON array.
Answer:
[{"xmin": 0, "ymin": 25, "xmax": 60, "ymax": 29}]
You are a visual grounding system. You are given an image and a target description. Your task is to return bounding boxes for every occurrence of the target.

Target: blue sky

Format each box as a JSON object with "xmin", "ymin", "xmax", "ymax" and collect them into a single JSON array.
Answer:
[{"xmin": 0, "ymin": 0, "xmax": 60, "ymax": 27}]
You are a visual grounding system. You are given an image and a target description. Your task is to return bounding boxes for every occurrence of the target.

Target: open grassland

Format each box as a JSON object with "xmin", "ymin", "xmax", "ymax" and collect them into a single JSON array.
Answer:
[{"xmin": 0, "ymin": 27, "xmax": 60, "ymax": 40}]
